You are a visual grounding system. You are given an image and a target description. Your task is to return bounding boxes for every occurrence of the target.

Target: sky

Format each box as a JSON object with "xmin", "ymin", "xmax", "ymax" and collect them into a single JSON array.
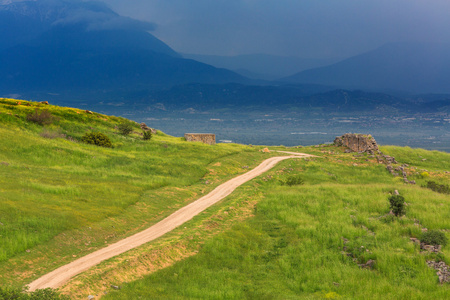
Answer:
[{"xmin": 101, "ymin": 0, "xmax": 450, "ymax": 59}]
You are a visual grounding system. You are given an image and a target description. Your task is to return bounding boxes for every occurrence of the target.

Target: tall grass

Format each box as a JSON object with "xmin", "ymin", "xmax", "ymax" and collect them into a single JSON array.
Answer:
[
  {"xmin": 0, "ymin": 98, "xmax": 255, "ymax": 268},
  {"xmin": 105, "ymin": 150, "xmax": 450, "ymax": 299}
]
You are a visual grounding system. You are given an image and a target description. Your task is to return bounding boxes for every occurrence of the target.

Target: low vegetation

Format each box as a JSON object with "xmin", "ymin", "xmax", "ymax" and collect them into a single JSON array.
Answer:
[
  {"xmin": 0, "ymin": 98, "xmax": 449, "ymax": 299},
  {"xmin": 26, "ymin": 109, "xmax": 59, "ymax": 126},
  {"xmin": 421, "ymin": 230, "xmax": 448, "ymax": 247},
  {"xmin": 142, "ymin": 130, "xmax": 152, "ymax": 140},
  {"xmin": 81, "ymin": 132, "xmax": 113, "ymax": 148},
  {"xmin": 0, "ymin": 286, "xmax": 68, "ymax": 300},
  {"xmin": 425, "ymin": 180, "xmax": 450, "ymax": 194},
  {"xmin": 388, "ymin": 194, "xmax": 406, "ymax": 217},
  {"xmin": 117, "ymin": 122, "xmax": 133, "ymax": 136}
]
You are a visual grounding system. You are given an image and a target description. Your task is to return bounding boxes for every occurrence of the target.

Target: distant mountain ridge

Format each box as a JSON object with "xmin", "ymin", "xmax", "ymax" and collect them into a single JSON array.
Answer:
[
  {"xmin": 183, "ymin": 53, "xmax": 339, "ymax": 80},
  {"xmin": 0, "ymin": 0, "xmax": 247, "ymax": 94},
  {"xmin": 282, "ymin": 42, "xmax": 450, "ymax": 94}
]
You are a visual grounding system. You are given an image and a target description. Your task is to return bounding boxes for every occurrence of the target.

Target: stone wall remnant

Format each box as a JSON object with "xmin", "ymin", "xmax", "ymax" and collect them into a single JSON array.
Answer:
[
  {"xmin": 184, "ymin": 133, "xmax": 216, "ymax": 145},
  {"xmin": 334, "ymin": 133, "xmax": 379, "ymax": 153}
]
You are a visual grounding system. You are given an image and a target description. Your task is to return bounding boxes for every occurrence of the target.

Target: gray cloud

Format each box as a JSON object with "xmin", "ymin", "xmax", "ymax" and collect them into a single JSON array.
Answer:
[
  {"xmin": 102, "ymin": 0, "xmax": 450, "ymax": 58},
  {"xmin": 52, "ymin": 9, "xmax": 157, "ymax": 31}
]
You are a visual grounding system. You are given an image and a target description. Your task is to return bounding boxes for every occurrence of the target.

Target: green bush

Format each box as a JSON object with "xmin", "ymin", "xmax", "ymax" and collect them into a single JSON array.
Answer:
[
  {"xmin": 425, "ymin": 181, "xmax": 450, "ymax": 194},
  {"xmin": 421, "ymin": 230, "xmax": 448, "ymax": 247},
  {"xmin": 26, "ymin": 109, "xmax": 59, "ymax": 126},
  {"xmin": 143, "ymin": 130, "xmax": 152, "ymax": 141},
  {"xmin": 388, "ymin": 194, "xmax": 406, "ymax": 217},
  {"xmin": 282, "ymin": 175, "xmax": 304, "ymax": 186},
  {"xmin": 81, "ymin": 132, "xmax": 112, "ymax": 148},
  {"xmin": 0, "ymin": 286, "xmax": 69, "ymax": 299},
  {"xmin": 118, "ymin": 122, "xmax": 133, "ymax": 135}
]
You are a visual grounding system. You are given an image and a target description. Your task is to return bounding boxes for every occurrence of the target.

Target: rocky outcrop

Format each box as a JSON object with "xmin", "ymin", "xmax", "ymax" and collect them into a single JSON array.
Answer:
[
  {"xmin": 334, "ymin": 133, "xmax": 379, "ymax": 153},
  {"xmin": 140, "ymin": 122, "xmax": 157, "ymax": 134},
  {"xmin": 427, "ymin": 261, "xmax": 450, "ymax": 284},
  {"xmin": 185, "ymin": 133, "xmax": 216, "ymax": 145}
]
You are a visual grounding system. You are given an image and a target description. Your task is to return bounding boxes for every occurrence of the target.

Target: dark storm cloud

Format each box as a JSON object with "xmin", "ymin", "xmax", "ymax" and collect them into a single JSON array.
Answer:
[
  {"xmin": 102, "ymin": 0, "xmax": 450, "ymax": 58},
  {"xmin": 47, "ymin": 0, "xmax": 157, "ymax": 31}
]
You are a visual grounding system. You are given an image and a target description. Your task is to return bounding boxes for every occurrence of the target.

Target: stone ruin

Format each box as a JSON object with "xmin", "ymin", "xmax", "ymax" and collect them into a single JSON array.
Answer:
[
  {"xmin": 184, "ymin": 133, "xmax": 216, "ymax": 145},
  {"xmin": 334, "ymin": 133, "xmax": 416, "ymax": 184},
  {"xmin": 334, "ymin": 133, "xmax": 379, "ymax": 154}
]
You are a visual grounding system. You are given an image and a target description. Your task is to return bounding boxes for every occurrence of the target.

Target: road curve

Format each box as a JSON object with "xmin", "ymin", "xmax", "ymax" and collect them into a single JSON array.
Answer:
[{"xmin": 28, "ymin": 153, "xmax": 313, "ymax": 291}]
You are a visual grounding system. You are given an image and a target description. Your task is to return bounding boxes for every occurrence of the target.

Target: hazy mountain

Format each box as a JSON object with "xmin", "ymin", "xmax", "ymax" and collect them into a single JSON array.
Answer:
[
  {"xmin": 0, "ymin": 0, "xmax": 246, "ymax": 94},
  {"xmin": 122, "ymin": 83, "xmax": 450, "ymax": 114},
  {"xmin": 282, "ymin": 42, "xmax": 450, "ymax": 94},
  {"xmin": 182, "ymin": 53, "xmax": 339, "ymax": 80}
]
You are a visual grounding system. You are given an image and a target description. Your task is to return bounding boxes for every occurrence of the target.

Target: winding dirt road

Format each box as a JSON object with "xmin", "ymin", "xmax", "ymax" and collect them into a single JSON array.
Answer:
[{"xmin": 28, "ymin": 153, "xmax": 313, "ymax": 291}]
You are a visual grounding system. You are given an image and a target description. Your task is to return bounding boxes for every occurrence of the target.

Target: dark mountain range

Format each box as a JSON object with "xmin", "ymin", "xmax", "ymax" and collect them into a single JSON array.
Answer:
[
  {"xmin": 282, "ymin": 42, "xmax": 450, "ymax": 94},
  {"xmin": 123, "ymin": 83, "xmax": 449, "ymax": 114},
  {"xmin": 183, "ymin": 53, "xmax": 339, "ymax": 80},
  {"xmin": 0, "ymin": 0, "xmax": 246, "ymax": 94}
]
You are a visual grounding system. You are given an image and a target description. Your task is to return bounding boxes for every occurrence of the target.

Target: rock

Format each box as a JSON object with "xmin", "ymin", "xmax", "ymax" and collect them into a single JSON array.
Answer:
[
  {"xmin": 394, "ymin": 190, "xmax": 399, "ymax": 195},
  {"xmin": 140, "ymin": 122, "xmax": 150, "ymax": 131},
  {"xmin": 410, "ymin": 237, "xmax": 420, "ymax": 244},
  {"xmin": 334, "ymin": 133, "xmax": 379, "ymax": 153},
  {"xmin": 88, "ymin": 295, "xmax": 95, "ymax": 300},
  {"xmin": 421, "ymin": 242, "xmax": 441, "ymax": 253},
  {"xmin": 39, "ymin": 101, "xmax": 49, "ymax": 105},
  {"xmin": 111, "ymin": 285, "xmax": 120, "ymax": 290},
  {"xmin": 359, "ymin": 259, "xmax": 375, "ymax": 269},
  {"xmin": 85, "ymin": 110, "xmax": 93, "ymax": 114},
  {"xmin": 427, "ymin": 260, "xmax": 450, "ymax": 283}
]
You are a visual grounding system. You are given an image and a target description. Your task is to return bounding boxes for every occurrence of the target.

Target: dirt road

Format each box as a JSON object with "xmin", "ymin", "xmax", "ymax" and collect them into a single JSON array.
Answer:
[{"xmin": 28, "ymin": 153, "xmax": 313, "ymax": 291}]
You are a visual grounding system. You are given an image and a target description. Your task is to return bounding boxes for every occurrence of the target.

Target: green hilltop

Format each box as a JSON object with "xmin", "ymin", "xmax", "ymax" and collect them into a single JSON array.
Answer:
[{"xmin": 0, "ymin": 98, "xmax": 449, "ymax": 299}]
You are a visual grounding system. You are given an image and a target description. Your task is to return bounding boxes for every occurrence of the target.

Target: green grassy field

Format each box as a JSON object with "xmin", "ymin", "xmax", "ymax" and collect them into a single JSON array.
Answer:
[
  {"xmin": 103, "ymin": 148, "xmax": 450, "ymax": 299},
  {"xmin": 0, "ymin": 98, "xmax": 268, "ymax": 288},
  {"xmin": 1, "ymin": 98, "xmax": 449, "ymax": 299}
]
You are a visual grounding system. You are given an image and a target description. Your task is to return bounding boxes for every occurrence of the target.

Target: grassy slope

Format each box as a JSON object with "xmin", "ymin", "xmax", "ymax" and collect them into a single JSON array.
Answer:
[
  {"xmin": 104, "ymin": 147, "xmax": 450, "ymax": 299},
  {"xmin": 0, "ymin": 98, "xmax": 270, "ymax": 288},
  {"xmin": 1, "ymin": 98, "xmax": 449, "ymax": 299}
]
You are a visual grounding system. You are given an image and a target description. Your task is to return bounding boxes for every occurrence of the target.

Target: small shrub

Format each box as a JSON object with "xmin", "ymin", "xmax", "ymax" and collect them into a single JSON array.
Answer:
[
  {"xmin": 81, "ymin": 132, "xmax": 112, "ymax": 148},
  {"xmin": 143, "ymin": 130, "xmax": 152, "ymax": 140},
  {"xmin": 118, "ymin": 122, "xmax": 133, "ymax": 135},
  {"xmin": 425, "ymin": 180, "xmax": 450, "ymax": 194},
  {"xmin": 282, "ymin": 175, "xmax": 304, "ymax": 186},
  {"xmin": 40, "ymin": 128, "xmax": 66, "ymax": 139},
  {"xmin": 0, "ymin": 286, "xmax": 69, "ymax": 299},
  {"xmin": 26, "ymin": 109, "xmax": 59, "ymax": 125},
  {"xmin": 420, "ymin": 172, "xmax": 430, "ymax": 178},
  {"xmin": 388, "ymin": 194, "xmax": 406, "ymax": 217},
  {"xmin": 421, "ymin": 230, "xmax": 448, "ymax": 247}
]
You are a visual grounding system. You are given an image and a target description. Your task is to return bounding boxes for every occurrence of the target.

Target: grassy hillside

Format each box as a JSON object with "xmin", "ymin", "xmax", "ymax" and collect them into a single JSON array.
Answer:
[
  {"xmin": 1, "ymin": 98, "xmax": 449, "ymax": 299},
  {"xmin": 0, "ymin": 98, "xmax": 267, "ymax": 289},
  {"xmin": 102, "ymin": 147, "xmax": 450, "ymax": 299}
]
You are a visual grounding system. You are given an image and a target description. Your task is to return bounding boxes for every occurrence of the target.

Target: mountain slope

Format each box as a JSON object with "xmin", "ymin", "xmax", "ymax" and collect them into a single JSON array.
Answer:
[
  {"xmin": 0, "ymin": 0, "xmax": 247, "ymax": 94},
  {"xmin": 283, "ymin": 42, "xmax": 450, "ymax": 93}
]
